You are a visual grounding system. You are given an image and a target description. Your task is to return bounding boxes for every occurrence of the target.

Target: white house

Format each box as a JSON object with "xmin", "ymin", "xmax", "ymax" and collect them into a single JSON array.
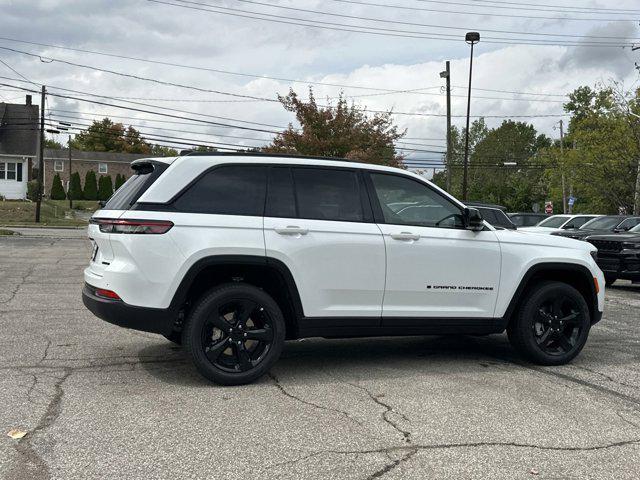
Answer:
[{"xmin": 0, "ymin": 97, "xmax": 38, "ymax": 200}]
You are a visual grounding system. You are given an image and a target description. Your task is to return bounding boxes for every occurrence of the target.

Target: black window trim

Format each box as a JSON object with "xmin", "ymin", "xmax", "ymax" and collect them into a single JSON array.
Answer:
[
  {"xmin": 136, "ymin": 162, "xmax": 375, "ymax": 223},
  {"xmin": 363, "ymin": 170, "xmax": 467, "ymax": 230}
]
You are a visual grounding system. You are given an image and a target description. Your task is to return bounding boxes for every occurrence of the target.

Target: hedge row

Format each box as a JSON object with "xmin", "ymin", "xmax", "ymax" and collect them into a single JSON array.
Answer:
[{"xmin": 48, "ymin": 172, "xmax": 127, "ymax": 201}]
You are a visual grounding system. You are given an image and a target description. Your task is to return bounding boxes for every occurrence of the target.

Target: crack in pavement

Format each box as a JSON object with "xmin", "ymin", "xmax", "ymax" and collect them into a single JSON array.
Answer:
[
  {"xmin": 11, "ymin": 368, "xmax": 72, "ymax": 480},
  {"xmin": 347, "ymin": 382, "xmax": 412, "ymax": 443},
  {"xmin": 0, "ymin": 265, "xmax": 34, "ymax": 305},
  {"xmin": 268, "ymin": 372, "xmax": 363, "ymax": 426},
  {"xmin": 269, "ymin": 438, "xmax": 640, "ymax": 477},
  {"xmin": 573, "ymin": 364, "xmax": 640, "ymax": 391}
]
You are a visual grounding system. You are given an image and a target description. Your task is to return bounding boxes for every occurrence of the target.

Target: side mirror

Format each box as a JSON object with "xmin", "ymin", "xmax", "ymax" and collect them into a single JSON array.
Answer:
[
  {"xmin": 464, "ymin": 207, "xmax": 484, "ymax": 231},
  {"xmin": 98, "ymin": 200, "xmax": 106, "ymax": 208}
]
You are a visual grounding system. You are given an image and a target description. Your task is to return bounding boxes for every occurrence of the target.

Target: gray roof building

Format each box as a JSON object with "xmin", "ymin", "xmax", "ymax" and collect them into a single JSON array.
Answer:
[{"xmin": 0, "ymin": 96, "xmax": 39, "ymax": 156}]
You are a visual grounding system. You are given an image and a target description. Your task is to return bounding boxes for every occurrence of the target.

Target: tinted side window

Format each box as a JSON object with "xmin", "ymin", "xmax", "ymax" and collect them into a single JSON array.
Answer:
[
  {"xmin": 292, "ymin": 168, "xmax": 364, "ymax": 222},
  {"xmin": 173, "ymin": 165, "xmax": 266, "ymax": 215},
  {"xmin": 266, "ymin": 167, "xmax": 296, "ymax": 218},
  {"xmin": 370, "ymin": 173, "xmax": 463, "ymax": 228},
  {"xmin": 479, "ymin": 208, "xmax": 498, "ymax": 225}
]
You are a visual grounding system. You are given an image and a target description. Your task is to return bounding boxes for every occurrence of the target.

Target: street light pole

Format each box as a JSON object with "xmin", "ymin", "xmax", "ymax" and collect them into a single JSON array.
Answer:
[
  {"xmin": 440, "ymin": 61, "xmax": 452, "ymax": 192},
  {"xmin": 462, "ymin": 32, "xmax": 480, "ymax": 202},
  {"xmin": 35, "ymin": 85, "xmax": 45, "ymax": 223}
]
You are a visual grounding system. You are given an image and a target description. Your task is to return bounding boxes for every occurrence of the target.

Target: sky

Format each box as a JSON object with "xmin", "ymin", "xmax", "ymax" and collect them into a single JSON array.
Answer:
[{"xmin": 1, "ymin": 0, "xmax": 639, "ymax": 170}]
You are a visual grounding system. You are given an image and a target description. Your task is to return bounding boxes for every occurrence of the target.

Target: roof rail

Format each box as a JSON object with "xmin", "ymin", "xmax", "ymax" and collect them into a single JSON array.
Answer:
[{"xmin": 177, "ymin": 151, "xmax": 354, "ymax": 162}]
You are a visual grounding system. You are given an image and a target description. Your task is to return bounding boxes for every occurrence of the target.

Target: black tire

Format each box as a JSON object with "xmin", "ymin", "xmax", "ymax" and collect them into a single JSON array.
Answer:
[
  {"xmin": 604, "ymin": 275, "xmax": 617, "ymax": 287},
  {"xmin": 182, "ymin": 283, "xmax": 286, "ymax": 385},
  {"xmin": 163, "ymin": 331, "xmax": 183, "ymax": 345},
  {"xmin": 507, "ymin": 281, "xmax": 591, "ymax": 366}
]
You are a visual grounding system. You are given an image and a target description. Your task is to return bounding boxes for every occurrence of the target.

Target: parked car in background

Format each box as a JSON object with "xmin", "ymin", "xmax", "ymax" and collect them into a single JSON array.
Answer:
[
  {"xmin": 586, "ymin": 223, "xmax": 640, "ymax": 286},
  {"xmin": 466, "ymin": 202, "xmax": 516, "ymax": 230},
  {"xmin": 508, "ymin": 212, "xmax": 549, "ymax": 227},
  {"xmin": 552, "ymin": 216, "xmax": 640, "ymax": 240},
  {"xmin": 520, "ymin": 214, "xmax": 600, "ymax": 234}
]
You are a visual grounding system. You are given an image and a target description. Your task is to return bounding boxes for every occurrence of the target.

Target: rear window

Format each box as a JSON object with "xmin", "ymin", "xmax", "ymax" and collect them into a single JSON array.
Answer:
[{"xmin": 104, "ymin": 161, "xmax": 168, "ymax": 210}]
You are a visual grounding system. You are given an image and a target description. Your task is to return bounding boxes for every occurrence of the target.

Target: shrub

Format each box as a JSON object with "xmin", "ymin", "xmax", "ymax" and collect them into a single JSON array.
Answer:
[
  {"xmin": 83, "ymin": 170, "xmax": 98, "ymax": 200},
  {"xmin": 50, "ymin": 173, "xmax": 66, "ymax": 200},
  {"xmin": 114, "ymin": 173, "xmax": 126, "ymax": 190},
  {"xmin": 68, "ymin": 172, "xmax": 83, "ymax": 200},
  {"xmin": 98, "ymin": 175, "xmax": 114, "ymax": 201},
  {"xmin": 27, "ymin": 180, "xmax": 39, "ymax": 201}
]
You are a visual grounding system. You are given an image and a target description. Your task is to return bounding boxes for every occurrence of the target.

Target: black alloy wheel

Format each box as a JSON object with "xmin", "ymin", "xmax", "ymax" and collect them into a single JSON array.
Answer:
[
  {"xmin": 508, "ymin": 281, "xmax": 591, "ymax": 365},
  {"xmin": 202, "ymin": 298, "xmax": 275, "ymax": 373},
  {"xmin": 183, "ymin": 283, "xmax": 285, "ymax": 385}
]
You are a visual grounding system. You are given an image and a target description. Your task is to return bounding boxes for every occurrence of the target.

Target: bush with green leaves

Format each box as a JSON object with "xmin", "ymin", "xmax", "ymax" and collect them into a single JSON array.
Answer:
[
  {"xmin": 68, "ymin": 172, "xmax": 83, "ymax": 200},
  {"xmin": 27, "ymin": 181, "xmax": 39, "ymax": 201},
  {"xmin": 50, "ymin": 173, "xmax": 66, "ymax": 200},
  {"xmin": 83, "ymin": 170, "xmax": 98, "ymax": 200},
  {"xmin": 114, "ymin": 173, "xmax": 126, "ymax": 190},
  {"xmin": 98, "ymin": 175, "xmax": 114, "ymax": 201}
]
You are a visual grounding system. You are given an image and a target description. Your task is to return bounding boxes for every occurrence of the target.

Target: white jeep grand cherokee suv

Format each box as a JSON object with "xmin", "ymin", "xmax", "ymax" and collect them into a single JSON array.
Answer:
[{"xmin": 83, "ymin": 153, "xmax": 605, "ymax": 385}]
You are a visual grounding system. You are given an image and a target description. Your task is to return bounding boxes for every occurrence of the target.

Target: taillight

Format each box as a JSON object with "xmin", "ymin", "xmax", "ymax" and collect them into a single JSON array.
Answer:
[
  {"xmin": 91, "ymin": 218, "xmax": 173, "ymax": 234},
  {"xmin": 95, "ymin": 288, "xmax": 121, "ymax": 300}
]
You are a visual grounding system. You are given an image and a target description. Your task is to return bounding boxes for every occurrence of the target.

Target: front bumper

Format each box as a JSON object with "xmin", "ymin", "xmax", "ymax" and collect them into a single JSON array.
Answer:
[
  {"xmin": 596, "ymin": 251, "xmax": 640, "ymax": 280},
  {"xmin": 82, "ymin": 283, "xmax": 176, "ymax": 336}
]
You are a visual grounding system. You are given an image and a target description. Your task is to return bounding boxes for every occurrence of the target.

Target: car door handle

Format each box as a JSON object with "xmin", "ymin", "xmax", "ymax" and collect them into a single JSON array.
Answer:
[
  {"xmin": 274, "ymin": 226, "xmax": 309, "ymax": 235},
  {"xmin": 391, "ymin": 232, "xmax": 420, "ymax": 241}
]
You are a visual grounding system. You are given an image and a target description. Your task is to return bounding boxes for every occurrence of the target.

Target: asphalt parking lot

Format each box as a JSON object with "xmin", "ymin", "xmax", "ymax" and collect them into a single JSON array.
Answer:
[{"xmin": 1, "ymin": 231, "xmax": 639, "ymax": 479}]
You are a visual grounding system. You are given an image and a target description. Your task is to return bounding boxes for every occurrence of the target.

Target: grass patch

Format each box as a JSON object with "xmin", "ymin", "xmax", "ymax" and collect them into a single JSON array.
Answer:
[
  {"xmin": 0, "ymin": 228, "xmax": 19, "ymax": 235},
  {"xmin": 0, "ymin": 199, "xmax": 100, "ymax": 226}
]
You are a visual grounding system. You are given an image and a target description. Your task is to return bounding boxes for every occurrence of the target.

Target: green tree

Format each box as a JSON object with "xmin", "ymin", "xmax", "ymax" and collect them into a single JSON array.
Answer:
[
  {"xmin": 50, "ymin": 173, "xmax": 66, "ymax": 200},
  {"xmin": 114, "ymin": 173, "xmax": 125, "ymax": 190},
  {"xmin": 68, "ymin": 172, "xmax": 83, "ymax": 200},
  {"xmin": 150, "ymin": 145, "xmax": 179, "ymax": 156},
  {"xmin": 264, "ymin": 88, "xmax": 405, "ymax": 166},
  {"xmin": 98, "ymin": 175, "xmax": 114, "ymax": 201},
  {"xmin": 83, "ymin": 170, "xmax": 98, "ymax": 200},
  {"xmin": 44, "ymin": 138, "xmax": 63, "ymax": 149},
  {"xmin": 70, "ymin": 118, "xmax": 152, "ymax": 154}
]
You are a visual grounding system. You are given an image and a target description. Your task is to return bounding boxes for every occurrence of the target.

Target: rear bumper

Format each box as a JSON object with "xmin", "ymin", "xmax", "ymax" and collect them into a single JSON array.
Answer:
[{"xmin": 82, "ymin": 283, "xmax": 176, "ymax": 336}]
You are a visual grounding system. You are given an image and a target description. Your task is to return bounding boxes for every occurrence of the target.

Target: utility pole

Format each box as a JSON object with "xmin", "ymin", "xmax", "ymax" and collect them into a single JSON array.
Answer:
[
  {"xmin": 440, "ymin": 61, "xmax": 453, "ymax": 192},
  {"xmin": 68, "ymin": 135, "xmax": 73, "ymax": 209},
  {"xmin": 559, "ymin": 119, "xmax": 567, "ymax": 214},
  {"xmin": 35, "ymin": 86, "xmax": 45, "ymax": 223}
]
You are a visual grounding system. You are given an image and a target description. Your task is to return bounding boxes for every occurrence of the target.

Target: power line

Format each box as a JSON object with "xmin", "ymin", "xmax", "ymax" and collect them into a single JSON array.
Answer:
[
  {"xmin": 327, "ymin": 0, "xmax": 639, "ymax": 22},
  {"xmin": 229, "ymin": 0, "xmax": 640, "ymax": 41},
  {"xmin": 416, "ymin": 0, "xmax": 640, "ymax": 15},
  {"xmin": 149, "ymin": 0, "xmax": 636, "ymax": 46}
]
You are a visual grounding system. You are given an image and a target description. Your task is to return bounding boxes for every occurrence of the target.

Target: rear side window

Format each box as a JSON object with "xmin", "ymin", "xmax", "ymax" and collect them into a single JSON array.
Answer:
[
  {"xmin": 104, "ymin": 161, "xmax": 167, "ymax": 210},
  {"xmin": 266, "ymin": 167, "xmax": 296, "ymax": 218},
  {"xmin": 173, "ymin": 165, "xmax": 267, "ymax": 216},
  {"xmin": 292, "ymin": 168, "xmax": 364, "ymax": 222}
]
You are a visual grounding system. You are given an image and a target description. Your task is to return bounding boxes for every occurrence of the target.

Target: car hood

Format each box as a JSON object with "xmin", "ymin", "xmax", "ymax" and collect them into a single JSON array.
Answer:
[
  {"xmin": 587, "ymin": 233, "xmax": 640, "ymax": 242},
  {"xmin": 494, "ymin": 228, "xmax": 594, "ymax": 252},
  {"xmin": 553, "ymin": 229, "xmax": 603, "ymax": 239}
]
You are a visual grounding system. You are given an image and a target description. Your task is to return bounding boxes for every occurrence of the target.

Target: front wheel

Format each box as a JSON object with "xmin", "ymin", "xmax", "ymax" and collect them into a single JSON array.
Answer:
[
  {"xmin": 183, "ymin": 283, "xmax": 286, "ymax": 385},
  {"xmin": 507, "ymin": 281, "xmax": 591, "ymax": 366}
]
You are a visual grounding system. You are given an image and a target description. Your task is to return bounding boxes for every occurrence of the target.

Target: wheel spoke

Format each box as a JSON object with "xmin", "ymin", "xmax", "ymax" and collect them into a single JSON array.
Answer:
[
  {"xmin": 552, "ymin": 297, "xmax": 564, "ymax": 317},
  {"xmin": 559, "ymin": 311, "xmax": 580, "ymax": 324},
  {"xmin": 537, "ymin": 308, "xmax": 552, "ymax": 322},
  {"xmin": 244, "ymin": 327, "xmax": 273, "ymax": 342},
  {"xmin": 556, "ymin": 333, "xmax": 574, "ymax": 352},
  {"xmin": 205, "ymin": 339, "xmax": 229, "ymax": 363},
  {"xmin": 208, "ymin": 314, "xmax": 232, "ymax": 332},
  {"xmin": 236, "ymin": 299, "xmax": 257, "ymax": 326},
  {"xmin": 536, "ymin": 328, "xmax": 553, "ymax": 346},
  {"xmin": 233, "ymin": 342, "xmax": 253, "ymax": 371}
]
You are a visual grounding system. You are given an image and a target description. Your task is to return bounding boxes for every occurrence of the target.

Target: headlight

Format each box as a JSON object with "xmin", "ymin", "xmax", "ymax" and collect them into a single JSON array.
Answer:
[{"xmin": 590, "ymin": 250, "xmax": 598, "ymax": 262}]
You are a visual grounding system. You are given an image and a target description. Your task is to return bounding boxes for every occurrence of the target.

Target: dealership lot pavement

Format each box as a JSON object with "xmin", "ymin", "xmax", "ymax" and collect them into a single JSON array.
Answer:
[{"xmin": 1, "ymin": 232, "xmax": 639, "ymax": 479}]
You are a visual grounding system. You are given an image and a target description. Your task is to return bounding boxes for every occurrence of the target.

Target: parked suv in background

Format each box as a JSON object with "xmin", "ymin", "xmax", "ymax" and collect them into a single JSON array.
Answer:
[
  {"xmin": 552, "ymin": 215, "xmax": 640, "ymax": 241},
  {"xmin": 587, "ymin": 223, "xmax": 640, "ymax": 286},
  {"xmin": 82, "ymin": 153, "xmax": 604, "ymax": 385},
  {"xmin": 521, "ymin": 214, "xmax": 599, "ymax": 234},
  {"xmin": 465, "ymin": 202, "xmax": 516, "ymax": 230},
  {"xmin": 508, "ymin": 212, "xmax": 549, "ymax": 227}
]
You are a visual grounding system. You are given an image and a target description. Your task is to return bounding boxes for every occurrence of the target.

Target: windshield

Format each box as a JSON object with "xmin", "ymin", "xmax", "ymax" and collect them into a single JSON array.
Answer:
[
  {"xmin": 537, "ymin": 215, "xmax": 570, "ymax": 228},
  {"xmin": 579, "ymin": 216, "xmax": 623, "ymax": 230}
]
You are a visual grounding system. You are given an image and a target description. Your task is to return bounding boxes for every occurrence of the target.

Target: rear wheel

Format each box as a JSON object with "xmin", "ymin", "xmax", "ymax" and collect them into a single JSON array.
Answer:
[
  {"xmin": 183, "ymin": 283, "xmax": 285, "ymax": 385},
  {"xmin": 507, "ymin": 281, "xmax": 590, "ymax": 366}
]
